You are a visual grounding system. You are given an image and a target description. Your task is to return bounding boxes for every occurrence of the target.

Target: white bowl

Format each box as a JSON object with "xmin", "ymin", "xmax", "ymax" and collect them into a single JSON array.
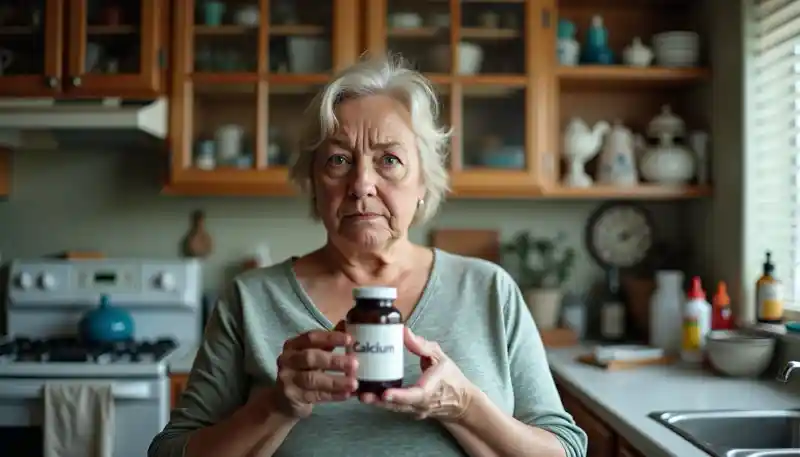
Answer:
[
  {"xmin": 430, "ymin": 42, "xmax": 483, "ymax": 74},
  {"xmin": 706, "ymin": 330, "xmax": 776, "ymax": 378},
  {"xmin": 655, "ymin": 50, "xmax": 699, "ymax": 67},
  {"xmin": 458, "ymin": 42, "xmax": 483, "ymax": 74},
  {"xmin": 389, "ymin": 13, "xmax": 422, "ymax": 29},
  {"xmin": 654, "ymin": 31, "xmax": 699, "ymax": 46},
  {"xmin": 287, "ymin": 37, "xmax": 331, "ymax": 73}
]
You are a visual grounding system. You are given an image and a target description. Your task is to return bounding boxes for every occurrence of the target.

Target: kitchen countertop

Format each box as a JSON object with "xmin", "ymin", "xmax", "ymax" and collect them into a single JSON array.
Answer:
[{"xmin": 547, "ymin": 346, "xmax": 800, "ymax": 457}]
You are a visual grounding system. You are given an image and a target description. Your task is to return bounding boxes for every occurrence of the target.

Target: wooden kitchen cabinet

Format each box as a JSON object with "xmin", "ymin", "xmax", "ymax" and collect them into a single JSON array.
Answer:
[
  {"xmin": 170, "ymin": 373, "xmax": 189, "ymax": 408},
  {"xmin": 164, "ymin": 0, "xmax": 712, "ymax": 200},
  {"xmin": 617, "ymin": 438, "xmax": 645, "ymax": 457},
  {"xmin": 163, "ymin": 0, "xmax": 359, "ymax": 195},
  {"xmin": 0, "ymin": 148, "xmax": 10, "ymax": 197},
  {"xmin": 165, "ymin": 0, "xmax": 709, "ymax": 199},
  {"xmin": 361, "ymin": 0, "xmax": 554, "ymax": 197},
  {"xmin": 165, "ymin": 0, "xmax": 553, "ymax": 197},
  {"xmin": 550, "ymin": 0, "xmax": 710, "ymax": 199},
  {"xmin": 557, "ymin": 379, "xmax": 646, "ymax": 457},
  {"xmin": 0, "ymin": 0, "xmax": 165, "ymax": 98}
]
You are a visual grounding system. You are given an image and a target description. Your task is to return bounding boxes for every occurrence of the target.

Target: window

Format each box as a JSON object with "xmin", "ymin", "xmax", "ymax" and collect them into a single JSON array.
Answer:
[{"xmin": 746, "ymin": 0, "xmax": 800, "ymax": 310}]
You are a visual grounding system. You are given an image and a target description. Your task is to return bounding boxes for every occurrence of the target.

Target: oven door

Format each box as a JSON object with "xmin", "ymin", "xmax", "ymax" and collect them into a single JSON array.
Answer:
[{"xmin": 0, "ymin": 377, "xmax": 170, "ymax": 457}]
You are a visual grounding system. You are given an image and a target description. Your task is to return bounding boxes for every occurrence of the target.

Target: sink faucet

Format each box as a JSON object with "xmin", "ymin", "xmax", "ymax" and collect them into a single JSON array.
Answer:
[{"xmin": 777, "ymin": 361, "xmax": 800, "ymax": 383}]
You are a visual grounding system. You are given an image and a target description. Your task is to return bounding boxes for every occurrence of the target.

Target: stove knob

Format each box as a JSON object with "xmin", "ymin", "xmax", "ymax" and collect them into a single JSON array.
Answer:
[
  {"xmin": 16, "ymin": 272, "xmax": 33, "ymax": 289},
  {"xmin": 156, "ymin": 272, "xmax": 176, "ymax": 291},
  {"xmin": 38, "ymin": 273, "xmax": 57, "ymax": 290}
]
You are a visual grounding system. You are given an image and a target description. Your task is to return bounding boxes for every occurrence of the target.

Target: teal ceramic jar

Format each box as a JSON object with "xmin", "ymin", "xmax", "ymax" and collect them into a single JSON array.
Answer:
[{"xmin": 79, "ymin": 294, "xmax": 135, "ymax": 343}]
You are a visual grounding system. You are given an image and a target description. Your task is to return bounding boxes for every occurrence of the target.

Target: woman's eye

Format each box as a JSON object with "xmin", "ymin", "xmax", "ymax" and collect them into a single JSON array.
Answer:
[
  {"xmin": 327, "ymin": 155, "xmax": 349, "ymax": 166},
  {"xmin": 381, "ymin": 155, "xmax": 400, "ymax": 167}
]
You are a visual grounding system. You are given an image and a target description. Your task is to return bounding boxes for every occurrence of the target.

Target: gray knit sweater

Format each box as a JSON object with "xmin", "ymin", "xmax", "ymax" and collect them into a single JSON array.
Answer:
[{"xmin": 148, "ymin": 250, "xmax": 587, "ymax": 457}]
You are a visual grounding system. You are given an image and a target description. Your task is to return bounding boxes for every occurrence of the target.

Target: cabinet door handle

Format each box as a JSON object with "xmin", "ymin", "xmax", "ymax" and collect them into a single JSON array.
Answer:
[
  {"xmin": 45, "ymin": 76, "xmax": 59, "ymax": 88},
  {"xmin": 71, "ymin": 76, "xmax": 82, "ymax": 87}
]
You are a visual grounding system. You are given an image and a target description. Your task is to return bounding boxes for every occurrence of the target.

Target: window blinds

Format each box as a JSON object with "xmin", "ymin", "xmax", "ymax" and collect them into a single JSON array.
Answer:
[{"xmin": 748, "ymin": 0, "xmax": 800, "ymax": 308}]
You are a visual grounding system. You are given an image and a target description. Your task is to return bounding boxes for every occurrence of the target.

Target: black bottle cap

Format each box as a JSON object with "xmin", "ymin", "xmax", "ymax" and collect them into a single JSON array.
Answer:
[{"xmin": 763, "ymin": 251, "xmax": 775, "ymax": 276}]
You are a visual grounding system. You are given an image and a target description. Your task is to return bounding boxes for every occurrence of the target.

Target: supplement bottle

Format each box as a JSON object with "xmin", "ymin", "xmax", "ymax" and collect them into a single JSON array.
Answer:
[
  {"xmin": 756, "ymin": 251, "xmax": 784, "ymax": 324},
  {"xmin": 346, "ymin": 286, "xmax": 404, "ymax": 396}
]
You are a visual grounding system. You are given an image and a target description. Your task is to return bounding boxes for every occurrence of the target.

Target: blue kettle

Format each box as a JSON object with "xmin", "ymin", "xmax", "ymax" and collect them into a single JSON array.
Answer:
[{"xmin": 79, "ymin": 294, "xmax": 135, "ymax": 343}]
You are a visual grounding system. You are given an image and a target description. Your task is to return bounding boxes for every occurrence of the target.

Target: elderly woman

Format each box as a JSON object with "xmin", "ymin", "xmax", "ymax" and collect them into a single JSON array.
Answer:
[{"xmin": 148, "ymin": 56, "xmax": 587, "ymax": 457}]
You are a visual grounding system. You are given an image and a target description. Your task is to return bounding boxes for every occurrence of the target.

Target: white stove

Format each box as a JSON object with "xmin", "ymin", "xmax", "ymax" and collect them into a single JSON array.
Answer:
[
  {"xmin": 0, "ymin": 258, "xmax": 203, "ymax": 457},
  {"xmin": 0, "ymin": 336, "xmax": 180, "ymax": 377}
]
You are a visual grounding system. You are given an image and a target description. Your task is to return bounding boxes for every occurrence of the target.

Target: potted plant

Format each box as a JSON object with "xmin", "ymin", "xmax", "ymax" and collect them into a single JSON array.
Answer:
[{"xmin": 502, "ymin": 231, "xmax": 576, "ymax": 330}]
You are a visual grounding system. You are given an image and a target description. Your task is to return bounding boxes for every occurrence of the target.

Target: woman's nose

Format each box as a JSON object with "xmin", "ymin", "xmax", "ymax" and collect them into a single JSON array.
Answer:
[{"xmin": 348, "ymin": 162, "xmax": 377, "ymax": 198}]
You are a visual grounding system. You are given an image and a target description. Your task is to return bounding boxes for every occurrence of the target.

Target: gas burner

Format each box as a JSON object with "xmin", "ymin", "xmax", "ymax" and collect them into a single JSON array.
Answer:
[{"xmin": 0, "ymin": 336, "xmax": 179, "ymax": 364}]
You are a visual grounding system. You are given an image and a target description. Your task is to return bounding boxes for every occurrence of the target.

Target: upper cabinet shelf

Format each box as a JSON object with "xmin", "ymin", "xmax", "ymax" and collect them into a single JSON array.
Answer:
[
  {"xmin": 0, "ymin": 0, "xmax": 165, "ymax": 98},
  {"xmin": 558, "ymin": 66, "xmax": 710, "ymax": 88}
]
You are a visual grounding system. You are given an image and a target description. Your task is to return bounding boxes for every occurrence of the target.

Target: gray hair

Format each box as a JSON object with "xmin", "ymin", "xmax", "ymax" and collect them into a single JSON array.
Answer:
[{"xmin": 289, "ymin": 55, "xmax": 451, "ymax": 224}]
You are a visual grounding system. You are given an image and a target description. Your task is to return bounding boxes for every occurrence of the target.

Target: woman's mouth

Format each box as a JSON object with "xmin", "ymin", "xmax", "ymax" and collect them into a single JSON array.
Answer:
[{"xmin": 345, "ymin": 213, "xmax": 381, "ymax": 221}]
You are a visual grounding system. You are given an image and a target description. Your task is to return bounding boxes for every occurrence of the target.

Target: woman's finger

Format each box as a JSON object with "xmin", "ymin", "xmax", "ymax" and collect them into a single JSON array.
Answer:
[
  {"xmin": 285, "ymin": 330, "xmax": 351, "ymax": 351},
  {"xmin": 372, "ymin": 400, "xmax": 418, "ymax": 414},
  {"xmin": 281, "ymin": 348, "xmax": 357, "ymax": 372},
  {"xmin": 403, "ymin": 327, "xmax": 434, "ymax": 357},
  {"xmin": 383, "ymin": 385, "xmax": 427, "ymax": 405},
  {"xmin": 294, "ymin": 370, "xmax": 358, "ymax": 393},
  {"xmin": 301, "ymin": 389, "xmax": 352, "ymax": 403}
]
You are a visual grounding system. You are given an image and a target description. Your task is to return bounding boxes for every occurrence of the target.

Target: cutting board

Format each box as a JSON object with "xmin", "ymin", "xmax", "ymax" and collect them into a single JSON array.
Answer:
[{"xmin": 429, "ymin": 229, "xmax": 501, "ymax": 263}]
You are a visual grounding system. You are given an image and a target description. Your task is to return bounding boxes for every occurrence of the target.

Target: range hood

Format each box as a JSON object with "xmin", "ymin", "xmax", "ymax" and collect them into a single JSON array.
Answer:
[{"xmin": 0, "ymin": 98, "xmax": 168, "ymax": 151}]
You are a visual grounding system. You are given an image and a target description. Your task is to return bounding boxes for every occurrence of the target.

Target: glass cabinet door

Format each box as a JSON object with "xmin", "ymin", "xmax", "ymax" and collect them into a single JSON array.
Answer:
[
  {"xmin": 65, "ymin": 0, "xmax": 162, "ymax": 97},
  {"xmin": 185, "ymin": 0, "xmax": 266, "ymax": 173},
  {"xmin": 171, "ymin": 0, "xmax": 358, "ymax": 190},
  {"xmin": 0, "ymin": 0, "xmax": 63, "ymax": 96},
  {"xmin": 268, "ymin": 0, "xmax": 333, "ymax": 77},
  {"xmin": 184, "ymin": 0, "xmax": 338, "ymax": 172},
  {"xmin": 367, "ymin": 0, "xmax": 545, "ymax": 191}
]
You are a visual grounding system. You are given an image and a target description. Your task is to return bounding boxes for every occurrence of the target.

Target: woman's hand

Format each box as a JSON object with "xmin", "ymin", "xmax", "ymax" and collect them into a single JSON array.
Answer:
[
  {"xmin": 271, "ymin": 322, "xmax": 359, "ymax": 418},
  {"xmin": 360, "ymin": 327, "xmax": 477, "ymax": 422}
]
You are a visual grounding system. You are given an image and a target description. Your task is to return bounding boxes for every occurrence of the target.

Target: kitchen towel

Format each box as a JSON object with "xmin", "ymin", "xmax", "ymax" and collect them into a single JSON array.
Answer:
[{"xmin": 43, "ymin": 383, "xmax": 115, "ymax": 457}]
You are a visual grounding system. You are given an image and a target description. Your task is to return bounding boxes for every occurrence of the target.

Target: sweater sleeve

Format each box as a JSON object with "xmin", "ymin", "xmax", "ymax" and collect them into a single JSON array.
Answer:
[
  {"xmin": 148, "ymin": 281, "xmax": 250, "ymax": 457},
  {"xmin": 501, "ymin": 275, "xmax": 588, "ymax": 457}
]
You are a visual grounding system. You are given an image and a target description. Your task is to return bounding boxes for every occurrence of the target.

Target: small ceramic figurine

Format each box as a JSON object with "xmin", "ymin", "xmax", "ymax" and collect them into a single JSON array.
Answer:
[
  {"xmin": 562, "ymin": 117, "xmax": 610, "ymax": 187},
  {"xmin": 597, "ymin": 121, "xmax": 639, "ymax": 186},
  {"xmin": 623, "ymin": 37, "xmax": 654, "ymax": 67}
]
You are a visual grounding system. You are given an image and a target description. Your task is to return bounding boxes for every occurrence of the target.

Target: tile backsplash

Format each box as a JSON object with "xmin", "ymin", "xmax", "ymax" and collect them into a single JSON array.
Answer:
[{"xmin": 0, "ymin": 148, "xmax": 689, "ymax": 291}]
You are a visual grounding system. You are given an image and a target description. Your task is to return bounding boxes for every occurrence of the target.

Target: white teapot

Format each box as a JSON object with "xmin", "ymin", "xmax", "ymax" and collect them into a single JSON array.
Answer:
[{"xmin": 637, "ymin": 132, "xmax": 695, "ymax": 185}]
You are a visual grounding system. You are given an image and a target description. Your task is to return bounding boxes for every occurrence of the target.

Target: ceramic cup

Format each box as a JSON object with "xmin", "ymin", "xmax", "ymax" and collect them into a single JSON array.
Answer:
[{"xmin": 204, "ymin": 1, "xmax": 226, "ymax": 26}]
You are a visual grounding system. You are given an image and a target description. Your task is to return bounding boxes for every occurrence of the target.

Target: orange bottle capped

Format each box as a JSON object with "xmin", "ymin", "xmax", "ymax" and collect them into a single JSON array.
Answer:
[
  {"xmin": 713, "ymin": 281, "xmax": 730, "ymax": 306},
  {"xmin": 688, "ymin": 276, "xmax": 706, "ymax": 300}
]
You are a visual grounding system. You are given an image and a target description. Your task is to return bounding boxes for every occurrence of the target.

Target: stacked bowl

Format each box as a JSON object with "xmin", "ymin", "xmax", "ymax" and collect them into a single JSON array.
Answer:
[{"xmin": 653, "ymin": 31, "xmax": 700, "ymax": 67}]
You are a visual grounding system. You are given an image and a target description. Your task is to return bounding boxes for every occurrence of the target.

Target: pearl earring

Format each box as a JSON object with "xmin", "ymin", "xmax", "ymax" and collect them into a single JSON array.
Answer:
[{"xmin": 417, "ymin": 198, "xmax": 424, "ymax": 208}]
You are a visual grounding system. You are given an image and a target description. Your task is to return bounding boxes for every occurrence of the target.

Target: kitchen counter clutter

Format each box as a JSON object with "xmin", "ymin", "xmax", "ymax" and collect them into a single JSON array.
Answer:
[{"xmin": 547, "ymin": 346, "xmax": 800, "ymax": 457}]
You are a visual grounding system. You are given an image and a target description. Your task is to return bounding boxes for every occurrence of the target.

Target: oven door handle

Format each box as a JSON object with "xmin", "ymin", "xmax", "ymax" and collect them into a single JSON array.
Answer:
[{"xmin": 0, "ymin": 381, "xmax": 156, "ymax": 400}]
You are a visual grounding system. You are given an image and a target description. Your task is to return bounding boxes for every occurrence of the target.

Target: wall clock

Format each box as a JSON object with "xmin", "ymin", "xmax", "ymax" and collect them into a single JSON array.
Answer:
[{"xmin": 585, "ymin": 202, "xmax": 655, "ymax": 269}]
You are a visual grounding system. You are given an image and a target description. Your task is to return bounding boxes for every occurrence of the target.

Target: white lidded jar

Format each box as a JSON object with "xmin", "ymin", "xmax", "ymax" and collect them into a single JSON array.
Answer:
[{"xmin": 650, "ymin": 270, "xmax": 685, "ymax": 356}]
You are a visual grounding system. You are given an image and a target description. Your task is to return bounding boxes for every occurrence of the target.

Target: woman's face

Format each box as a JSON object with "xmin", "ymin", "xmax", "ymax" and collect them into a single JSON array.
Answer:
[{"xmin": 313, "ymin": 94, "xmax": 425, "ymax": 251}]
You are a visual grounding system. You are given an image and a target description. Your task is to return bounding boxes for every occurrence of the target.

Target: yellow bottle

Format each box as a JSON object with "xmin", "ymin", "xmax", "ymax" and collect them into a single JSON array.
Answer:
[{"xmin": 756, "ymin": 251, "xmax": 784, "ymax": 324}]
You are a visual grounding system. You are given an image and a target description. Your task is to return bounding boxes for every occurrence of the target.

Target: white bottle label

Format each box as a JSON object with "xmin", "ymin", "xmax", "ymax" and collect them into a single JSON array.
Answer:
[
  {"xmin": 347, "ymin": 323, "xmax": 404, "ymax": 382},
  {"xmin": 757, "ymin": 283, "xmax": 784, "ymax": 320},
  {"xmin": 601, "ymin": 302, "xmax": 625, "ymax": 339}
]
